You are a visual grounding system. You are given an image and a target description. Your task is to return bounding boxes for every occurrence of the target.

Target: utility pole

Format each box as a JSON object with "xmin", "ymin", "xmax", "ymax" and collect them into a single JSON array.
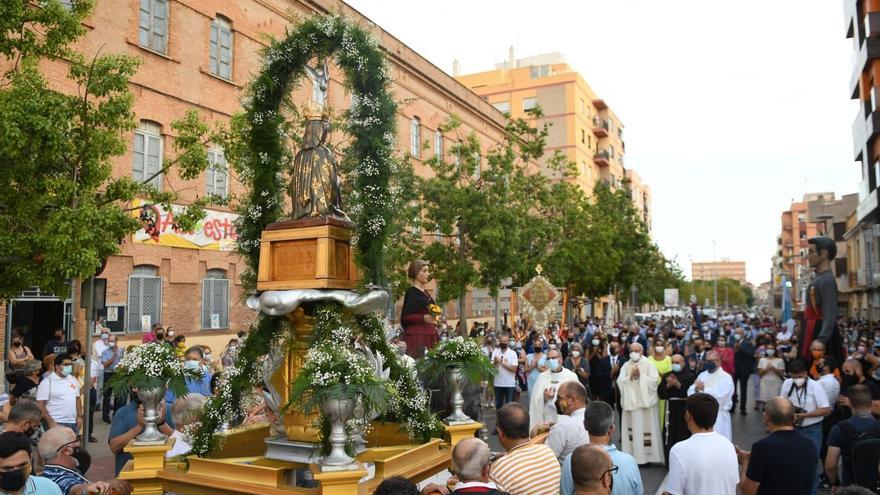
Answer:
[{"xmin": 712, "ymin": 239, "xmax": 718, "ymax": 308}]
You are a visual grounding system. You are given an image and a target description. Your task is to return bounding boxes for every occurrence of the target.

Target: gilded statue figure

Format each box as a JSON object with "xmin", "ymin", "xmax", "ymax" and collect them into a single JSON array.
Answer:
[{"xmin": 290, "ymin": 117, "xmax": 348, "ymax": 220}]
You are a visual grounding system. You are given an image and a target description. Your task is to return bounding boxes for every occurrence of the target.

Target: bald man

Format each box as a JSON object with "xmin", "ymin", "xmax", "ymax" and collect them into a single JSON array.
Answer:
[
  {"xmin": 542, "ymin": 381, "xmax": 589, "ymax": 462},
  {"xmin": 616, "ymin": 342, "xmax": 663, "ymax": 464},
  {"xmin": 687, "ymin": 350, "xmax": 734, "ymax": 441},
  {"xmin": 571, "ymin": 444, "xmax": 614, "ymax": 495}
]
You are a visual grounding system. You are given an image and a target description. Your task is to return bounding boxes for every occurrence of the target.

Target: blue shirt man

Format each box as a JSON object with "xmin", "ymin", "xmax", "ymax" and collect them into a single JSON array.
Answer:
[
  {"xmin": 108, "ymin": 399, "xmax": 176, "ymax": 475},
  {"xmin": 561, "ymin": 401, "xmax": 643, "ymax": 495},
  {"xmin": 100, "ymin": 345, "xmax": 124, "ymax": 371},
  {"xmin": 164, "ymin": 347, "xmax": 212, "ymax": 405}
]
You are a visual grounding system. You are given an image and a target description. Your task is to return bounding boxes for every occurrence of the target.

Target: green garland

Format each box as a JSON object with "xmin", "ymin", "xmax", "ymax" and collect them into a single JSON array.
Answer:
[{"xmin": 191, "ymin": 14, "xmax": 428, "ymax": 458}]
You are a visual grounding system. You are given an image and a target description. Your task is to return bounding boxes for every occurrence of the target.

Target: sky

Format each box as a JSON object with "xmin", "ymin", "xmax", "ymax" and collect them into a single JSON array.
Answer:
[{"xmin": 346, "ymin": 0, "xmax": 860, "ymax": 285}]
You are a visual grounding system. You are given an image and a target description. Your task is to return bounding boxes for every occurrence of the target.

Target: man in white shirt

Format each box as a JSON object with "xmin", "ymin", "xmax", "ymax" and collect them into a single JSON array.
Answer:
[
  {"xmin": 687, "ymin": 350, "xmax": 734, "ymax": 441},
  {"xmin": 815, "ymin": 356, "xmax": 840, "ymax": 406},
  {"xmin": 664, "ymin": 393, "xmax": 739, "ymax": 495},
  {"xmin": 491, "ymin": 334, "xmax": 519, "ymax": 412},
  {"xmin": 36, "ymin": 353, "xmax": 82, "ymax": 435},
  {"xmin": 539, "ymin": 381, "xmax": 589, "ymax": 462},
  {"xmin": 779, "ymin": 359, "xmax": 831, "ymax": 495}
]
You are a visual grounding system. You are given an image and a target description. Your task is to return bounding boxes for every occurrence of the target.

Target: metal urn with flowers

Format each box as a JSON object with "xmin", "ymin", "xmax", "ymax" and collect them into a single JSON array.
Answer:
[
  {"xmin": 418, "ymin": 336, "xmax": 495, "ymax": 424},
  {"xmin": 106, "ymin": 343, "xmax": 200, "ymax": 444},
  {"xmin": 288, "ymin": 344, "xmax": 391, "ymax": 470}
]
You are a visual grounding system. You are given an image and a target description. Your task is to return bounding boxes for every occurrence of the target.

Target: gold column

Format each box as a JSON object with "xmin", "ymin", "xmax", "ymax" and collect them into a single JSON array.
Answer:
[
  {"xmin": 268, "ymin": 306, "xmax": 320, "ymax": 442},
  {"xmin": 117, "ymin": 438, "xmax": 174, "ymax": 495}
]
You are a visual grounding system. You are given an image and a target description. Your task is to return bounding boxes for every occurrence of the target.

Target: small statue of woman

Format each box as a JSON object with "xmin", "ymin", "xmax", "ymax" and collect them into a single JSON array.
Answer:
[{"xmin": 290, "ymin": 117, "xmax": 347, "ymax": 220}]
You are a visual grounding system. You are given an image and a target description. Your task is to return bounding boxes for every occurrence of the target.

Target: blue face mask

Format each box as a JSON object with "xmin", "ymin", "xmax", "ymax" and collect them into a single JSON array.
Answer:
[
  {"xmin": 671, "ymin": 363, "xmax": 682, "ymax": 373},
  {"xmin": 184, "ymin": 360, "xmax": 201, "ymax": 371},
  {"xmin": 704, "ymin": 361, "xmax": 718, "ymax": 373},
  {"xmin": 548, "ymin": 359, "xmax": 560, "ymax": 371}
]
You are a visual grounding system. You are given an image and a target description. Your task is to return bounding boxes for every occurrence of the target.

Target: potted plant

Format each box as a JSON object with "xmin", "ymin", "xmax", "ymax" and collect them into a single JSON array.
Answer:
[
  {"xmin": 417, "ymin": 336, "xmax": 495, "ymax": 423},
  {"xmin": 288, "ymin": 345, "xmax": 391, "ymax": 467},
  {"xmin": 106, "ymin": 343, "xmax": 199, "ymax": 443}
]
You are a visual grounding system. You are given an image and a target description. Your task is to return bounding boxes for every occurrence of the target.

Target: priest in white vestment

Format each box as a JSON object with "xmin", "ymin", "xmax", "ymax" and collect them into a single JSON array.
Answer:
[
  {"xmin": 616, "ymin": 343, "xmax": 664, "ymax": 464},
  {"xmin": 687, "ymin": 350, "xmax": 734, "ymax": 441},
  {"xmin": 528, "ymin": 349, "xmax": 579, "ymax": 430}
]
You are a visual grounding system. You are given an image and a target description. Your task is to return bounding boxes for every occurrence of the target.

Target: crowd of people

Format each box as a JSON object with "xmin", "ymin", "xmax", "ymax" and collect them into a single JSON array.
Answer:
[
  {"xmin": 376, "ymin": 306, "xmax": 880, "ymax": 495},
  {"xmin": 0, "ymin": 324, "xmax": 246, "ymax": 495}
]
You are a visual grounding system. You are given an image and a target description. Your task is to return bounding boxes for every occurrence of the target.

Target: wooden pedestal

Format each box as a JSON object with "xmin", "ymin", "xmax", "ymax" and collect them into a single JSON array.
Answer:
[
  {"xmin": 257, "ymin": 217, "xmax": 358, "ymax": 291},
  {"xmin": 118, "ymin": 438, "xmax": 174, "ymax": 495},
  {"xmin": 442, "ymin": 422, "xmax": 483, "ymax": 448}
]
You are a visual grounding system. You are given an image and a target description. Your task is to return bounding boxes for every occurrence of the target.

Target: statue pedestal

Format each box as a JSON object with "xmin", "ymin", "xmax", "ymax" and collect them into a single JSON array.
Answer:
[
  {"xmin": 443, "ymin": 422, "xmax": 483, "ymax": 448},
  {"xmin": 257, "ymin": 217, "xmax": 358, "ymax": 291},
  {"xmin": 310, "ymin": 463, "xmax": 368, "ymax": 495},
  {"xmin": 118, "ymin": 438, "xmax": 174, "ymax": 495}
]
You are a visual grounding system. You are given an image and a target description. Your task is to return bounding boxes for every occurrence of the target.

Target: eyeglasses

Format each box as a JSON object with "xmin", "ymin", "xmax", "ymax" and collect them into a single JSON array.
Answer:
[{"xmin": 587, "ymin": 465, "xmax": 619, "ymax": 482}]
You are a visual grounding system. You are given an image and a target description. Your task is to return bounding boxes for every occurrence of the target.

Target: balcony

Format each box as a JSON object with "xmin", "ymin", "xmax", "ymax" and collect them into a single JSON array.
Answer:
[
  {"xmin": 592, "ymin": 117, "xmax": 610, "ymax": 137},
  {"xmin": 593, "ymin": 99, "xmax": 608, "ymax": 110},
  {"xmin": 846, "ymin": 0, "xmax": 857, "ymax": 37},
  {"xmin": 593, "ymin": 149, "xmax": 611, "ymax": 167},
  {"xmin": 849, "ymin": 36, "xmax": 880, "ymax": 99},
  {"xmin": 852, "ymin": 106, "xmax": 880, "ymax": 160}
]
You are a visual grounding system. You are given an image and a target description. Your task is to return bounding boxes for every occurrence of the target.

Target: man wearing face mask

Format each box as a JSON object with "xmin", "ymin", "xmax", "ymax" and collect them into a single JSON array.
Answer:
[
  {"xmin": 164, "ymin": 347, "xmax": 212, "ymax": 406},
  {"xmin": 615, "ymin": 343, "xmax": 663, "ymax": 464},
  {"xmin": 687, "ymin": 350, "xmax": 734, "ymax": 441},
  {"xmin": 779, "ymin": 360, "xmax": 831, "ymax": 495},
  {"xmin": 839, "ymin": 359, "xmax": 880, "ymax": 417},
  {"xmin": 541, "ymin": 381, "xmax": 589, "ymax": 462},
  {"xmin": 491, "ymin": 335, "xmax": 519, "ymax": 412},
  {"xmin": 35, "ymin": 354, "xmax": 81, "ymax": 435},
  {"xmin": 529, "ymin": 349, "xmax": 579, "ymax": 430},
  {"xmin": 0, "ymin": 432, "xmax": 62, "ymax": 495},
  {"xmin": 657, "ymin": 354, "xmax": 696, "ymax": 462},
  {"xmin": 100, "ymin": 336, "xmax": 125, "ymax": 424},
  {"xmin": 39, "ymin": 427, "xmax": 131, "ymax": 495}
]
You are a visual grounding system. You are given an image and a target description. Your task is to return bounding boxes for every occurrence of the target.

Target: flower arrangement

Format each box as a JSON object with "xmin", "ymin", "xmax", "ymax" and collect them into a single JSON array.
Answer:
[
  {"xmin": 105, "ymin": 343, "xmax": 200, "ymax": 400},
  {"xmin": 418, "ymin": 336, "xmax": 495, "ymax": 385},
  {"xmin": 428, "ymin": 304, "xmax": 442, "ymax": 318}
]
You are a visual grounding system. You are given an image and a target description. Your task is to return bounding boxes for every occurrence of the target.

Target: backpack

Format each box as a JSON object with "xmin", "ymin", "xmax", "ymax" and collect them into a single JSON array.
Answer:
[{"xmin": 839, "ymin": 419, "xmax": 880, "ymax": 493}]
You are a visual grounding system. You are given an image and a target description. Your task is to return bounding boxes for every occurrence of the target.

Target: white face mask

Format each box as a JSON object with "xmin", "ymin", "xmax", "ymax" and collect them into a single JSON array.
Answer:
[
  {"xmin": 766, "ymin": 349, "xmax": 775, "ymax": 356},
  {"xmin": 571, "ymin": 351, "xmax": 581, "ymax": 358},
  {"xmin": 655, "ymin": 346, "xmax": 665, "ymax": 354},
  {"xmin": 793, "ymin": 377, "xmax": 806, "ymax": 387},
  {"xmin": 591, "ymin": 339, "xmax": 600, "ymax": 346},
  {"xmin": 630, "ymin": 352, "xmax": 641, "ymax": 363}
]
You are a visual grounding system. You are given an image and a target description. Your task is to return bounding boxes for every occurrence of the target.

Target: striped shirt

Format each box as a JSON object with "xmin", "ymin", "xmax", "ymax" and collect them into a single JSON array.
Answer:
[
  {"xmin": 41, "ymin": 464, "xmax": 88, "ymax": 495},
  {"xmin": 490, "ymin": 442, "xmax": 561, "ymax": 495}
]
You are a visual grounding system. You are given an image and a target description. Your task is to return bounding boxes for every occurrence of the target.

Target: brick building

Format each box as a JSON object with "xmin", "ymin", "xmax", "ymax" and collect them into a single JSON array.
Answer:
[{"xmin": 0, "ymin": 0, "xmax": 511, "ymax": 357}]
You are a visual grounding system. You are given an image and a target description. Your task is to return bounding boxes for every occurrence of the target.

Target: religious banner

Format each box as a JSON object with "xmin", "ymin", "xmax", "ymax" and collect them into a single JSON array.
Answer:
[
  {"xmin": 132, "ymin": 199, "xmax": 239, "ymax": 251},
  {"xmin": 519, "ymin": 265, "xmax": 559, "ymax": 330}
]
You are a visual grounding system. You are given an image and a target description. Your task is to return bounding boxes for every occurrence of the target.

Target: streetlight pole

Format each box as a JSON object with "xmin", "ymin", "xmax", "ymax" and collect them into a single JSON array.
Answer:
[{"xmin": 712, "ymin": 239, "xmax": 718, "ymax": 308}]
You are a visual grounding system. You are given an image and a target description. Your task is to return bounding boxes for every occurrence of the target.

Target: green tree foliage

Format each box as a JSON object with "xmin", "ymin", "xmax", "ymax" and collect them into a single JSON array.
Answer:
[
  {"xmin": 0, "ymin": 1, "xmax": 216, "ymax": 300},
  {"xmin": 680, "ymin": 278, "xmax": 754, "ymax": 308}
]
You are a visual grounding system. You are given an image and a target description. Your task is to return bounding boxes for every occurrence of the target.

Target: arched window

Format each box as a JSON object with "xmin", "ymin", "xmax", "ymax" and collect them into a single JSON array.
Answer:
[
  {"xmin": 202, "ymin": 269, "xmax": 229, "ymax": 329},
  {"xmin": 128, "ymin": 265, "xmax": 162, "ymax": 332},
  {"xmin": 410, "ymin": 117, "xmax": 421, "ymax": 158},
  {"xmin": 210, "ymin": 16, "xmax": 233, "ymax": 79},
  {"xmin": 133, "ymin": 121, "xmax": 163, "ymax": 190},
  {"xmin": 138, "ymin": 0, "xmax": 169, "ymax": 54}
]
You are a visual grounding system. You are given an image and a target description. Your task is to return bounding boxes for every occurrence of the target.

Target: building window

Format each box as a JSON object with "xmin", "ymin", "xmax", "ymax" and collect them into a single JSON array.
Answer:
[
  {"xmin": 528, "ymin": 65, "xmax": 550, "ymax": 78},
  {"xmin": 206, "ymin": 149, "xmax": 228, "ymax": 199},
  {"xmin": 127, "ymin": 265, "xmax": 162, "ymax": 332},
  {"xmin": 209, "ymin": 17, "xmax": 233, "ymax": 80},
  {"xmin": 609, "ymin": 145, "xmax": 615, "ymax": 159},
  {"xmin": 410, "ymin": 117, "xmax": 421, "ymax": 157},
  {"xmin": 434, "ymin": 131, "xmax": 443, "ymax": 159},
  {"xmin": 522, "ymin": 97, "xmax": 537, "ymax": 111},
  {"xmin": 138, "ymin": 0, "xmax": 169, "ymax": 54},
  {"xmin": 202, "ymin": 269, "xmax": 229, "ymax": 329},
  {"xmin": 581, "ymin": 129, "xmax": 586, "ymax": 144},
  {"xmin": 493, "ymin": 101, "xmax": 510, "ymax": 114},
  {"xmin": 472, "ymin": 151, "xmax": 481, "ymax": 180},
  {"xmin": 133, "ymin": 121, "xmax": 163, "ymax": 190}
]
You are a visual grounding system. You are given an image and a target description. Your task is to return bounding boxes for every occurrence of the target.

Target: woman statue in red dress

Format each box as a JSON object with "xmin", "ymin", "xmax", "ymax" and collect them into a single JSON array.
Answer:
[{"xmin": 400, "ymin": 260, "xmax": 439, "ymax": 357}]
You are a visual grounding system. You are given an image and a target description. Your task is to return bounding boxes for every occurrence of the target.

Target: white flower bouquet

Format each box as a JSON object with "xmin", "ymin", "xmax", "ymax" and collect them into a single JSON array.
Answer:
[
  {"xmin": 417, "ymin": 336, "xmax": 495, "ymax": 384},
  {"xmin": 105, "ymin": 343, "xmax": 199, "ymax": 399}
]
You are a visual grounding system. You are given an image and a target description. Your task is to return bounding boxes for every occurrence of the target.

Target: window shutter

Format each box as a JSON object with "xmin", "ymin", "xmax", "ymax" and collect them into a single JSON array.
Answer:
[
  {"xmin": 146, "ymin": 135, "xmax": 162, "ymax": 189},
  {"xmin": 219, "ymin": 28, "xmax": 232, "ymax": 79},
  {"xmin": 138, "ymin": 0, "xmax": 151, "ymax": 47},
  {"xmin": 151, "ymin": 0, "xmax": 168, "ymax": 53},
  {"xmin": 127, "ymin": 277, "xmax": 142, "ymax": 331},
  {"xmin": 133, "ymin": 133, "xmax": 145, "ymax": 181},
  {"xmin": 209, "ymin": 23, "xmax": 219, "ymax": 75}
]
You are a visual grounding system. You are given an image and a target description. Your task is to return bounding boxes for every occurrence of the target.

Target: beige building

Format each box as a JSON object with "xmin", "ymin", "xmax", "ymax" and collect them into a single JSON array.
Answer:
[
  {"xmin": 692, "ymin": 261, "xmax": 747, "ymax": 283},
  {"xmin": 456, "ymin": 52, "xmax": 651, "ymax": 231}
]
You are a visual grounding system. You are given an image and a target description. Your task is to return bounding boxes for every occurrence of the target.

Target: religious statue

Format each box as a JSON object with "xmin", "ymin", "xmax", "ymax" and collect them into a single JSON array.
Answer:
[
  {"xmin": 800, "ymin": 236, "xmax": 841, "ymax": 364},
  {"xmin": 290, "ymin": 60, "xmax": 348, "ymax": 220}
]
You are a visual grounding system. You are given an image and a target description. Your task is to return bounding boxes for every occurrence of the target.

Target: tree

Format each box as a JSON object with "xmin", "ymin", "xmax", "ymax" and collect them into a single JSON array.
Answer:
[
  {"xmin": 0, "ymin": 0, "xmax": 216, "ymax": 300},
  {"xmin": 417, "ymin": 111, "xmax": 548, "ymax": 332}
]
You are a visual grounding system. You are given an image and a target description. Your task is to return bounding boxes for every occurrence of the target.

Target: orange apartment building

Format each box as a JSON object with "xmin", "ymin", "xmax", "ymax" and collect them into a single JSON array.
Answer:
[
  {"xmin": 0, "ymin": 0, "xmax": 515, "ymax": 358},
  {"xmin": 774, "ymin": 193, "xmax": 832, "ymax": 309},
  {"xmin": 455, "ymin": 52, "xmax": 652, "ymax": 231}
]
